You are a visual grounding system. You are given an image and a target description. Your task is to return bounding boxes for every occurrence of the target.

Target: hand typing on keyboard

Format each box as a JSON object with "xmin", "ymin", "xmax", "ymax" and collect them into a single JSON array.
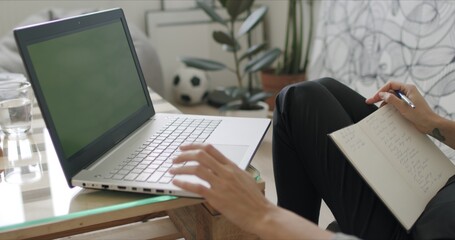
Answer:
[{"xmin": 170, "ymin": 144, "xmax": 267, "ymax": 235}]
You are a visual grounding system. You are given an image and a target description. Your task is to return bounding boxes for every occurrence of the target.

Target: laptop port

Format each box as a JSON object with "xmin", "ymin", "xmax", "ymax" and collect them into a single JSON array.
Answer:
[
  {"xmin": 101, "ymin": 185, "xmax": 109, "ymax": 189},
  {"xmin": 143, "ymin": 188, "xmax": 152, "ymax": 192},
  {"xmin": 117, "ymin": 186, "xmax": 126, "ymax": 190},
  {"xmin": 156, "ymin": 189, "xmax": 164, "ymax": 193}
]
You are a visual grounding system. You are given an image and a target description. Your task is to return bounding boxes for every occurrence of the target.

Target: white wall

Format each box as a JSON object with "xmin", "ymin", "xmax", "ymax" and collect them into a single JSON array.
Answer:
[
  {"xmin": 0, "ymin": 0, "xmax": 162, "ymax": 37},
  {"xmin": 0, "ymin": 0, "xmax": 296, "ymax": 50},
  {"xmin": 259, "ymin": 0, "xmax": 288, "ymax": 54}
]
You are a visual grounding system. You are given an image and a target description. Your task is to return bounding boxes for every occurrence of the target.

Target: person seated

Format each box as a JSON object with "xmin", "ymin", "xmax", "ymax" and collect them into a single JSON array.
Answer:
[{"xmin": 170, "ymin": 78, "xmax": 455, "ymax": 240}]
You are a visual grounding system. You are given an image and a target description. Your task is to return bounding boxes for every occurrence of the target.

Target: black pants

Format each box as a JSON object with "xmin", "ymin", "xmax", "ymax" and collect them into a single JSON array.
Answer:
[{"xmin": 272, "ymin": 78, "xmax": 410, "ymax": 239}]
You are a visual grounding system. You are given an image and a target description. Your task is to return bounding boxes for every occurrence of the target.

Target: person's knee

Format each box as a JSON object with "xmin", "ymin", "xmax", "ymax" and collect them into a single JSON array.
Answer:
[
  {"xmin": 316, "ymin": 77, "xmax": 340, "ymax": 88},
  {"xmin": 275, "ymin": 78, "xmax": 333, "ymax": 114}
]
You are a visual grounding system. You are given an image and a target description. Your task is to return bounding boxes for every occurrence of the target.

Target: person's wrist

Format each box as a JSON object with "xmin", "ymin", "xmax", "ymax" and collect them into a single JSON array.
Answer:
[
  {"xmin": 425, "ymin": 113, "xmax": 443, "ymax": 134},
  {"xmin": 421, "ymin": 113, "xmax": 446, "ymax": 142},
  {"xmin": 252, "ymin": 202, "xmax": 280, "ymax": 239}
]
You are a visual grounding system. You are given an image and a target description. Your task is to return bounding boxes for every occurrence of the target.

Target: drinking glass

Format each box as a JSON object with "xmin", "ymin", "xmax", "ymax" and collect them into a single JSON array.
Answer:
[{"xmin": 0, "ymin": 78, "xmax": 33, "ymax": 135}]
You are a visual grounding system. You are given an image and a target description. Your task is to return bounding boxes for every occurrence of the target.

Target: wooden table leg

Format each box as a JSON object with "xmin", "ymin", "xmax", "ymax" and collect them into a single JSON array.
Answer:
[{"xmin": 167, "ymin": 181, "xmax": 265, "ymax": 240}]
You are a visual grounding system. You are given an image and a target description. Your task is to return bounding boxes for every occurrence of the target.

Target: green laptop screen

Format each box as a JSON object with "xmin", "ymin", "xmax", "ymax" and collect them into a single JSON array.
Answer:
[{"xmin": 27, "ymin": 20, "xmax": 147, "ymax": 158}]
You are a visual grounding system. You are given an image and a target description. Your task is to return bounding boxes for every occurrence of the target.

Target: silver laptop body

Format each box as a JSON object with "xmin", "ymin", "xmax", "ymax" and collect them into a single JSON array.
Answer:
[{"xmin": 14, "ymin": 8, "xmax": 270, "ymax": 198}]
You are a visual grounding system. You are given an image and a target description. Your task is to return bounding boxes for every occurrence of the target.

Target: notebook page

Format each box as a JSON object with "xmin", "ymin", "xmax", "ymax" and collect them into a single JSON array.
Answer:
[{"xmin": 360, "ymin": 105, "xmax": 454, "ymax": 200}]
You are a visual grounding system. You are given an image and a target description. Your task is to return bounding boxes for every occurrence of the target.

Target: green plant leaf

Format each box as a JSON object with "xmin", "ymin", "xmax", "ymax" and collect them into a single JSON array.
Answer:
[
  {"xmin": 197, "ymin": 0, "xmax": 226, "ymax": 26},
  {"xmin": 213, "ymin": 31, "xmax": 236, "ymax": 47},
  {"xmin": 247, "ymin": 91, "xmax": 273, "ymax": 104},
  {"xmin": 218, "ymin": 0, "xmax": 228, "ymax": 7},
  {"xmin": 226, "ymin": 0, "xmax": 254, "ymax": 21},
  {"xmin": 239, "ymin": 43, "xmax": 267, "ymax": 61},
  {"xmin": 223, "ymin": 86, "xmax": 246, "ymax": 98},
  {"xmin": 237, "ymin": 5, "xmax": 268, "ymax": 37},
  {"xmin": 179, "ymin": 57, "xmax": 226, "ymax": 71},
  {"xmin": 222, "ymin": 44, "xmax": 241, "ymax": 52},
  {"xmin": 244, "ymin": 48, "xmax": 281, "ymax": 73},
  {"xmin": 218, "ymin": 99, "xmax": 242, "ymax": 112}
]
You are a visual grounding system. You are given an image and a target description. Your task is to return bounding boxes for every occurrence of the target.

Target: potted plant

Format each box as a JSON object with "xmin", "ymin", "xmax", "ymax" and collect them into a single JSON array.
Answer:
[
  {"xmin": 179, "ymin": 0, "xmax": 281, "ymax": 115},
  {"xmin": 261, "ymin": 0, "xmax": 314, "ymax": 110}
]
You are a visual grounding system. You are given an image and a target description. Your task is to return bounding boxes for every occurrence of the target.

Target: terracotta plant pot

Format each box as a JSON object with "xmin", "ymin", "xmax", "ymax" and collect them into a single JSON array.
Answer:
[{"xmin": 260, "ymin": 69, "xmax": 307, "ymax": 110}]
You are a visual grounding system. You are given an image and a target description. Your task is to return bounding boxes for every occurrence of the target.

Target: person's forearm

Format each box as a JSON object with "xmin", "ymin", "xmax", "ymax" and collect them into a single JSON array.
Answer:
[
  {"xmin": 431, "ymin": 116, "xmax": 455, "ymax": 150},
  {"xmin": 254, "ymin": 204, "xmax": 334, "ymax": 240}
]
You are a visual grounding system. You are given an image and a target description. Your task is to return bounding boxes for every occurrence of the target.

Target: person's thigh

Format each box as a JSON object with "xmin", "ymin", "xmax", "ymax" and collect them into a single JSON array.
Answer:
[
  {"xmin": 273, "ymin": 78, "xmax": 410, "ymax": 239},
  {"xmin": 316, "ymin": 77, "xmax": 378, "ymax": 123},
  {"xmin": 412, "ymin": 176, "xmax": 455, "ymax": 239}
]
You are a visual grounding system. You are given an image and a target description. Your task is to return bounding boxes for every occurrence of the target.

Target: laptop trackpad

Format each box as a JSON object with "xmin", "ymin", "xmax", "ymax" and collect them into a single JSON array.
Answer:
[
  {"xmin": 174, "ymin": 144, "xmax": 249, "ymax": 187},
  {"xmin": 212, "ymin": 144, "xmax": 249, "ymax": 166}
]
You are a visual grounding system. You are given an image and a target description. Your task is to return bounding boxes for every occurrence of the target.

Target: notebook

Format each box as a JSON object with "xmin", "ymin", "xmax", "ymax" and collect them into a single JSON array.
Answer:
[
  {"xmin": 14, "ymin": 8, "xmax": 270, "ymax": 198},
  {"xmin": 329, "ymin": 104, "xmax": 455, "ymax": 230}
]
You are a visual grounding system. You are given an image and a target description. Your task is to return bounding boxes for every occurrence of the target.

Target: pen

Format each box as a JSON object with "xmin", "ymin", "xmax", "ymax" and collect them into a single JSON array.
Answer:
[{"xmin": 395, "ymin": 90, "xmax": 415, "ymax": 109}]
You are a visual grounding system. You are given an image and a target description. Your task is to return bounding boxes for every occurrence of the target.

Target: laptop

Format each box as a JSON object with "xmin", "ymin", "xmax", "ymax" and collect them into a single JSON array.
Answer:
[{"xmin": 14, "ymin": 8, "xmax": 270, "ymax": 198}]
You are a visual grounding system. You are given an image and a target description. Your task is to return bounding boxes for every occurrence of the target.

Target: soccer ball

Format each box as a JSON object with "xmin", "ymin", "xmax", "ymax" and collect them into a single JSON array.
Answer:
[{"xmin": 172, "ymin": 67, "xmax": 209, "ymax": 105}]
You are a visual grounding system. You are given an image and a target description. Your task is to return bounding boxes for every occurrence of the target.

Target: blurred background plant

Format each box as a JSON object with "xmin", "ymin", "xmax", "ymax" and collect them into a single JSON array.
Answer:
[
  {"xmin": 260, "ymin": 0, "xmax": 314, "ymax": 110},
  {"xmin": 179, "ymin": 0, "xmax": 281, "ymax": 111},
  {"xmin": 275, "ymin": 0, "xmax": 314, "ymax": 75}
]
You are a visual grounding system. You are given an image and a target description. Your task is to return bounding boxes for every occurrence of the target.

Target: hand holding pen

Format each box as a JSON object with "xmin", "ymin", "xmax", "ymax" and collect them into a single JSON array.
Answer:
[
  {"xmin": 365, "ymin": 81, "xmax": 440, "ymax": 135},
  {"xmin": 394, "ymin": 90, "xmax": 415, "ymax": 109}
]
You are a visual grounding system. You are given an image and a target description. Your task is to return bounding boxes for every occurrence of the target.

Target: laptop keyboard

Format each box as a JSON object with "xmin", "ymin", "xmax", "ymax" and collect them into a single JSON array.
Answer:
[{"xmin": 106, "ymin": 117, "xmax": 221, "ymax": 183}]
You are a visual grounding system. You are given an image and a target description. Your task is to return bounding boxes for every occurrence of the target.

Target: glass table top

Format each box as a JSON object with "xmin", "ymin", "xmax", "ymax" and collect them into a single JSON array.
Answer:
[{"xmin": 0, "ymin": 92, "xmax": 184, "ymax": 233}]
